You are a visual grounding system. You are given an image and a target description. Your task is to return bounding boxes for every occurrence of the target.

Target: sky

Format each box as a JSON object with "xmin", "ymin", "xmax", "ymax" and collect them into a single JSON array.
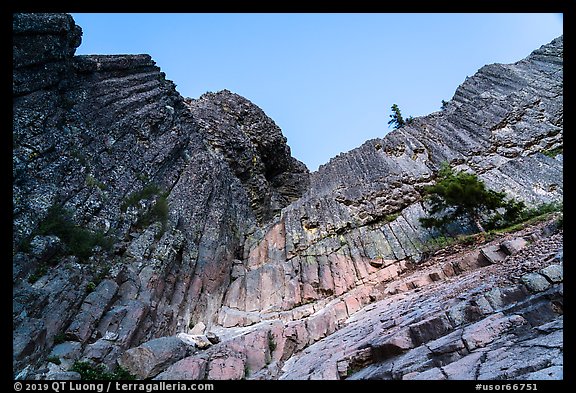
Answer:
[{"xmin": 72, "ymin": 13, "xmax": 563, "ymax": 171}]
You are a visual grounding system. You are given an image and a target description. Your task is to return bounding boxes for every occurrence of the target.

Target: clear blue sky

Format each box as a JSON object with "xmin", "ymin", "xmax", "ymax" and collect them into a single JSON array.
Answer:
[{"xmin": 72, "ymin": 13, "xmax": 563, "ymax": 171}]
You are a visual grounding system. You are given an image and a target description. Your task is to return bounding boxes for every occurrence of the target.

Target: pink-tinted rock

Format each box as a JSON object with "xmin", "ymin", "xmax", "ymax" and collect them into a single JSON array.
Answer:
[
  {"xmin": 232, "ymin": 329, "xmax": 269, "ymax": 371},
  {"xmin": 404, "ymin": 367, "xmax": 446, "ymax": 380},
  {"xmin": 177, "ymin": 333, "xmax": 212, "ymax": 349},
  {"xmin": 441, "ymin": 261, "xmax": 456, "ymax": 277},
  {"xmin": 329, "ymin": 254, "xmax": 357, "ymax": 296},
  {"xmin": 247, "ymin": 221, "xmax": 286, "ymax": 270},
  {"xmin": 154, "ymin": 356, "xmax": 207, "ymax": 380},
  {"xmin": 300, "ymin": 256, "xmax": 319, "ymax": 289},
  {"xmin": 343, "ymin": 295, "xmax": 361, "ymax": 316},
  {"xmin": 452, "ymin": 251, "xmax": 483, "ymax": 272},
  {"xmin": 291, "ymin": 303, "xmax": 315, "ymax": 320},
  {"xmin": 349, "ymin": 252, "xmax": 372, "ymax": 281},
  {"xmin": 372, "ymin": 327, "xmax": 414, "ymax": 360},
  {"xmin": 259, "ymin": 264, "xmax": 284, "ymax": 312},
  {"xmin": 317, "ymin": 255, "xmax": 335, "ymax": 295},
  {"xmin": 332, "ymin": 300, "xmax": 349, "ymax": 324},
  {"xmin": 306, "ymin": 311, "xmax": 330, "ymax": 343},
  {"xmin": 282, "ymin": 278, "xmax": 302, "ymax": 309},
  {"xmin": 301, "ymin": 282, "xmax": 318, "ymax": 303},
  {"xmin": 207, "ymin": 354, "xmax": 246, "ymax": 380},
  {"xmin": 442, "ymin": 350, "xmax": 486, "ymax": 379},
  {"xmin": 65, "ymin": 280, "xmax": 118, "ymax": 343},
  {"xmin": 408, "ymin": 273, "xmax": 434, "ymax": 289},
  {"xmin": 223, "ymin": 277, "xmax": 245, "ymax": 310},
  {"xmin": 243, "ymin": 270, "xmax": 261, "ymax": 312},
  {"xmin": 462, "ymin": 313, "xmax": 527, "ymax": 351},
  {"xmin": 284, "ymin": 320, "xmax": 309, "ymax": 351}
]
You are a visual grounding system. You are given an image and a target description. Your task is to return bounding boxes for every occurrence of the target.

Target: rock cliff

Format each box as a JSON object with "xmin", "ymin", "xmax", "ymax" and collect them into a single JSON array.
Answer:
[{"xmin": 13, "ymin": 13, "xmax": 562, "ymax": 381}]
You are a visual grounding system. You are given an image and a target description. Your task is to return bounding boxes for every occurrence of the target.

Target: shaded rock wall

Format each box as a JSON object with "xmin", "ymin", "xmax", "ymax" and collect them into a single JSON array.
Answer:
[
  {"xmin": 12, "ymin": 13, "xmax": 308, "ymax": 375},
  {"xmin": 185, "ymin": 91, "xmax": 309, "ymax": 224}
]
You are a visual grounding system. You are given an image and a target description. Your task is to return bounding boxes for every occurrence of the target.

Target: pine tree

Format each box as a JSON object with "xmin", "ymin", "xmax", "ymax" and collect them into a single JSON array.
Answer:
[
  {"xmin": 419, "ymin": 164, "xmax": 525, "ymax": 233},
  {"xmin": 441, "ymin": 100, "xmax": 449, "ymax": 110},
  {"xmin": 388, "ymin": 104, "xmax": 405, "ymax": 129}
]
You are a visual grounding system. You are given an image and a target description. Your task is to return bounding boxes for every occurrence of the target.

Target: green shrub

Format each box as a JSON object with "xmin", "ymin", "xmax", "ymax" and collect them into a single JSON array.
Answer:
[
  {"xmin": 268, "ymin": 333, "xmax": 277, "ymax": 353},
  {"xmin": 86, "ymin": 174, "xmax": 107, "ymax": 190},
  {"xmin": 138, "ymin": 195, "xmax": 168, "ymax": 227},
  {"xmin": 122, "ymin": 183, "xmax": 170, "ymax": 238},
  {"xmin": 86, "ymin": 282, "xmax": 96, "ymax": 293},
  {"xmin": 112, "ymin": 366, "xmax": 137, "ymax": 380},
  {"xmin": 28, "ymin": 264, "xmax": 48, "ymax": 284},
  {"xmin": 35, "ymin": 204, "xmax": 114, "ymax": 262},
  {"xmin": 47, "ymin": 355, "xmax": 61, "ymax": 365},
  {"xmin": 54, "ymin": 332, "xmax": 67, "ymax": 345},
  {"xmin": 521, "ymin": 202, "xmax": 562, "ymax": 220},
  {"xmin": 92, "ymin": 265, "xmax": 111, "ymax": 287},
  {"xmin": 420, "ymin": 163, "xmax": 525, "ymax": 233},
  {"xmin": 541, "ymin": 147, "xmax": 563, "ymax": 158},
  {"xmin": 458, "ymin": 234, "xmax": 480, "ymax": 246},
  {"xmin": 425, "ymin": 235, "xmax": 455, "ymax": 251},
  {"xmin": 383, "ymin": 213, "xmax": 400, "ymax": 223},
  {"xmin": 121, "ymin": 183, "xmax": 162, "ymax": 212},
  {"xmin": 70, "ymin": 361, "xmax": 135, "ymax": 380}
]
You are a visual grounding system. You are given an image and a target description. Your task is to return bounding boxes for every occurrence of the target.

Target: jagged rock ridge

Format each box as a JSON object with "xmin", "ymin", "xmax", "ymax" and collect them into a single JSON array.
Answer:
[
  {"xmin": 184, "ymin": 91, "xmax": 309, "ymax": 224},
  {"xmin": 12, "ymin": 13, "xmax": 562, "ymax": 381}
]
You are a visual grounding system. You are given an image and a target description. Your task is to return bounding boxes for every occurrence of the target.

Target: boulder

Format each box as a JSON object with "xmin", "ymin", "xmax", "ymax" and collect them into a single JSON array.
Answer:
[
  {"xmin": 409, "ymin": 314, "xmax": 453, "ymax": 346},
  {"xmin": 480, "ymin": 245, "xmax": 507, "ymax": 264},
  {"xmin": 371, "ymin": 328, "xmax": 414, "ymax": 360},
  {"xmin": 189, "ymin": 322, "xmax": 206, "ymax": 335},
  {"xmin": 177, "ymin": 333, "xmax": 212, "ymax": 349},
  {"xmin": 154, "ymin": 356, "xmax": 208, "ymax": 380},
  {"xmin": 521, "ymin": 273, "xmax": 551, "ymax": 293},
  {"xmin": 540, "ymin": 264, "xmax": 563, "ymax": 283},
  {"xmin": 29, "ymin": 235, "xmax": 62, "ymax": 263},
  {"xmin": 500, "ymin": 238, "xmax": 528, "ymax": 255},
  {"xmin": 49, "ymin": 341, "xmax": 82, "ymax": 367},
  {"xmin": 118, "ymin": 336, "xmax": 191, "ymax": 379},
  {"xmin": 462, "ymin": 313, "xmax": 527, "ymax": 351}
]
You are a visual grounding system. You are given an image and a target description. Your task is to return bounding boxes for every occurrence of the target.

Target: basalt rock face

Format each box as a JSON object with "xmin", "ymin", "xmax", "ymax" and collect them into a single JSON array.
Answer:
[
  {"xmin": 13, "ymin": 13, "xmax": 562, "ymax": 381},
  {"xmin": 214, "ymin": 35, "xmax": 563, "ymax": 330},
  {"xmin": 185, "ymin": 91, "xmax": 310, "ymax": 224},
  {"xmin": 12, "ymin": 13, "xmax": 307, "ymax": 377}
]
